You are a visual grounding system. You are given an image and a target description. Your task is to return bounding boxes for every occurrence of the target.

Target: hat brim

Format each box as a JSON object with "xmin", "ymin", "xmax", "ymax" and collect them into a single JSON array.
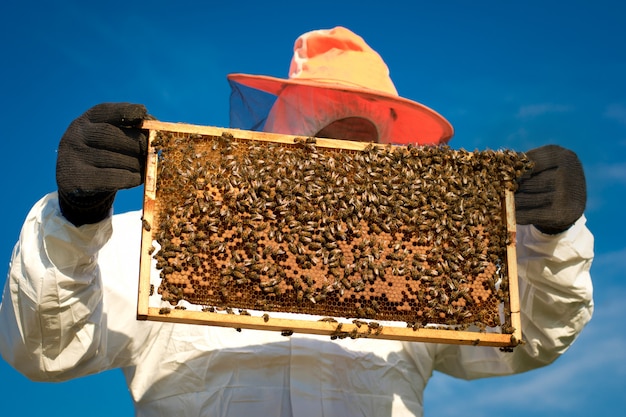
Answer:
[{"xmin": 227, "ymin": 73, "xmax": 454, "ymax": 145}]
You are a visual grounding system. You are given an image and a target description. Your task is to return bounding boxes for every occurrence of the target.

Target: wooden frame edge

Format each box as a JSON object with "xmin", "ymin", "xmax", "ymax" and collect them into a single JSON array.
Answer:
[
  {"xmin": 145, "ymin": 307, "xmax": 517, "ymax": 347},
  {"xmin": 505, "ymin": 190, "xmax": 523, "ymax": 344},
  {"xmin": 137, "ymin": 129, "xmax": 159, "ymax": 319},
  {"xmin": 141, "ymin": 120, "xmax": 384, "ymax": 151},
  {"xmin": 136, "ymin": 121, "xmax": 523, "ymax": 348}
]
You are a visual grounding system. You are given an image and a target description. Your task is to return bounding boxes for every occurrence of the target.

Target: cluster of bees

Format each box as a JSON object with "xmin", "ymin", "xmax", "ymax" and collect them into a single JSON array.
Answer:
[{"xmin": 148, "ymin": 130, "xmax": 533, "ymax": 332}]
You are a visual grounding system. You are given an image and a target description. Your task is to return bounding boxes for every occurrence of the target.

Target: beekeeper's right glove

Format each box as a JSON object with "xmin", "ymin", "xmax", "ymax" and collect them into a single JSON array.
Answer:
[{"xmin": 56, "ymin": 103, "xmax": 151, "ymax": 226}]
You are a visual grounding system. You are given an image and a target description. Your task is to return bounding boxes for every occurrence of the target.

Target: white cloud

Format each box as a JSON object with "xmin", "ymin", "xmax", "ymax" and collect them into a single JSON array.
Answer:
[
  {"xmin": 604, "ymin": 103, "xmax": 626, "ymax": 126},
  {"xmin": 516, "ymin": 103, "xmax": 572, "ymax": 119},
  {"xmin": 594, "ymin": 246, "xmax": 626, "ymax": 273},
  {"xmin": 586, "ymin": 161, "xmax": 626, "ymax": 185},
  {"xmin": 425, "ymin": 285, "xmax": 626, "ymax": 417}
]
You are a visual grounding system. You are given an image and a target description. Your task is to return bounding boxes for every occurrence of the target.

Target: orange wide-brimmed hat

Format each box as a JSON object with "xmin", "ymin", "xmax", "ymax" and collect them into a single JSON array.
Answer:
[{"xmin": 227, "ymin": 26, "xmax": 454, "ymax": 145}]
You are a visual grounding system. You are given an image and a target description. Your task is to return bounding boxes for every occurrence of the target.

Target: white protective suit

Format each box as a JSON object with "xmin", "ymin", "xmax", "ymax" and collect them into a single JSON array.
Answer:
[{"xmin": 0, "ymin": 191, "xmax": 594, "ymax": 416}]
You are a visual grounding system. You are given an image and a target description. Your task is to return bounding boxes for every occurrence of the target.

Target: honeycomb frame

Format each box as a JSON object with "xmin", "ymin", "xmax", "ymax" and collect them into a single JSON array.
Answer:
[{"xmin": 137, "ymin": 120, "xmax": 526, "ymax": 348}]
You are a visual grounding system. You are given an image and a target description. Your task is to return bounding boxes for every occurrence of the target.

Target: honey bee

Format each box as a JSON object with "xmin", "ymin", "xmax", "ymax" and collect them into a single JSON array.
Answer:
[{"xmin": 319, "ymin": 317, "xmax": 337, "ymax": 323}]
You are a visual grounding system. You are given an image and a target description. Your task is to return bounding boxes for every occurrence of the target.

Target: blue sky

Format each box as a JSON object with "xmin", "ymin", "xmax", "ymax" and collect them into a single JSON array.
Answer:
[{"xmin": 1, "ymin": 1, "xmax": 624, "ymax": 415}]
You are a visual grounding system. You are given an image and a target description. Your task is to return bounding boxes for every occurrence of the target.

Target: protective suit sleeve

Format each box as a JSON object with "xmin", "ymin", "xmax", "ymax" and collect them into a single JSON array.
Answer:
[
  {"xmin": 430, "ymin": 216, "xmax": 594, "ymax": 379},
  {"xmin": 0, "ymin": 193, "xmax": 152, "ymax": 381}
]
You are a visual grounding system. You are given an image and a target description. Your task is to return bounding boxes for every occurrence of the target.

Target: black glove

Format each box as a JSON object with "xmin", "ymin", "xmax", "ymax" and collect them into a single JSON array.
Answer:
[
  {"xmin": 56, "ymin": 103, "xmax": 151, "ymax": 226},
  {"xmin": 515, "ymin": 144, "xmax": 586, "ymax": 234}
]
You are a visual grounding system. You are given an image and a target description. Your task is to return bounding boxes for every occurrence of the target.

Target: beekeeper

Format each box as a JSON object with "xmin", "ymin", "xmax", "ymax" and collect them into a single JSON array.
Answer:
[{"xmin": 0, "ymin": 27, "xmax": 593, "ymax": 417}]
